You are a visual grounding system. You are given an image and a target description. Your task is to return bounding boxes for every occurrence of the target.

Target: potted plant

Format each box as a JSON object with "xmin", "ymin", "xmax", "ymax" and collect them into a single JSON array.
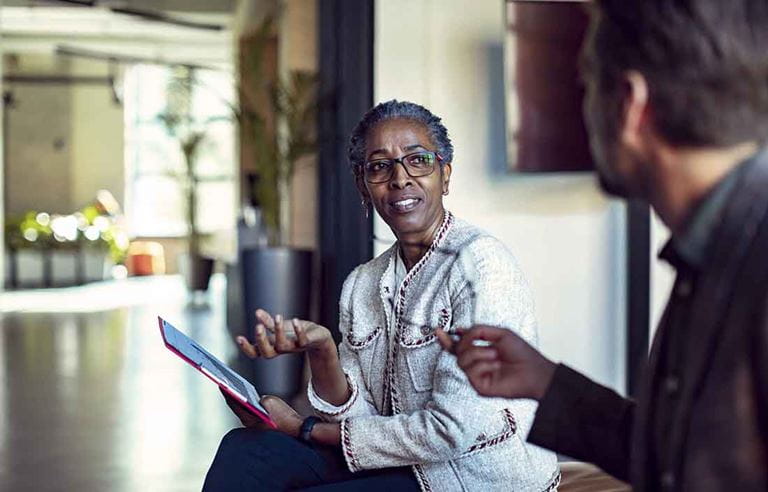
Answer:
[
  {"xmin": 229, "ymin": 12, "xmax": 320, "ymax": 399},
  {"xmin": 158, "ymin": 66, "xmax": 227, "ymax": 292},
  {"xmin": 4, "ymin": 212, "xmax": 50, "ymax": 288},
  {"xmin": 76, "ymin": 198, "xmax": 129, "ymax": 283},
  {"xmin": 234, "ymin": 13, "xmax": 319, "ymax": 245},
  {"xmin": 4, "ymin": 204, "xmax": 128, "ymax": 288}
]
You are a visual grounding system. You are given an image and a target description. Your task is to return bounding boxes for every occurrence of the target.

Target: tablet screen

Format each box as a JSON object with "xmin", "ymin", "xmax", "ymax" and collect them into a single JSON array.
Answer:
[{"xmin": 159, "ymin": 317, "xmax": 269, "ymax": 417}]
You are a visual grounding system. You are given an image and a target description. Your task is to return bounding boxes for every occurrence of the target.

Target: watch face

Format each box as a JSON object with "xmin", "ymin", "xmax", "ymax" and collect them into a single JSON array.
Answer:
[{"xmin": 300, "ymin": 416, "xmax": 319, "ymax": 442}]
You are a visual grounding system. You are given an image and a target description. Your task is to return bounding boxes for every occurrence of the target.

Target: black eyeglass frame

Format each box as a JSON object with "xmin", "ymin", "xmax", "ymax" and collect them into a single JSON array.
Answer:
[{"xmin": 356, "ymin": 150, "xmax": 445, "ymax": 184}]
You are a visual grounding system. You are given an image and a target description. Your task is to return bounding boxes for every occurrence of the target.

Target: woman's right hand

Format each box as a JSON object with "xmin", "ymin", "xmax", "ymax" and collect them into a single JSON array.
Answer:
[{"xmin": 236, "ymin": 309, "xmax": 334, "ymax": 359}]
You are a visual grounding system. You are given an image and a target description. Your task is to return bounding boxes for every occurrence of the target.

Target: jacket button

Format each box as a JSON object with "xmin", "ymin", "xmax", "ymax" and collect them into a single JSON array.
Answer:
[
  {"xmin": 675, "ymin": 279, "xmax": 692, "ymax": 297},
  {"xmin": 420, "ymin": 325, "xmax": 432, "ymax": 336},
  {"xmin": 664, "ymin": 376, "xmax": 680, "ymax": 396},
  {"xmin": 661, "ymin": 471, "xmax": 675, "ymax": 490}
]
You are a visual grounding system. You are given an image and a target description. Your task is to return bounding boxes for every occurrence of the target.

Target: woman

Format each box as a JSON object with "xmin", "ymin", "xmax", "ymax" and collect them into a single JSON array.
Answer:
[{"xmin": 204, "ymin": 100, "xmax": 560, "ymax": 491}]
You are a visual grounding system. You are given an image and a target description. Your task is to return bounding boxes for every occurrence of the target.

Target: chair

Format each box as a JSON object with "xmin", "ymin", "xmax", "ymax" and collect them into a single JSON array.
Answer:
[{"xmin": 558, "ymin": 462, "xmax": 631, "ymax": 492}]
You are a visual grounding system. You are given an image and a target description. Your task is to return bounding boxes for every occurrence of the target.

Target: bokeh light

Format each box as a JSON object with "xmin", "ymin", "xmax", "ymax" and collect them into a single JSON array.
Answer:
[
  {"xmin": 35, "ymin": 212, "xmax": 50, "ymax": 226},
  {"xmin": 23, "ymin": 228, "xmax": 39, "ymax": 242}
]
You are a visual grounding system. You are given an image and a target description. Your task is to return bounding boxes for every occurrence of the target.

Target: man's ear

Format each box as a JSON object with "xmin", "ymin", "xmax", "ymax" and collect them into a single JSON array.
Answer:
[{"xmin": 620, "ymin": 70, "xmax": 651, "ymax": 154}]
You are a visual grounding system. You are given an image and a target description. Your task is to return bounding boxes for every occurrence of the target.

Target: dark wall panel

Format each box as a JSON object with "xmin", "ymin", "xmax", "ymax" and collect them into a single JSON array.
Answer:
[
  {"xmin": 318, "ymin": 0, "xmax": 374, "ymax": 339},
  {"xmin": 626, "ymin": 200, "xmax": 651, "ymax": 397}
]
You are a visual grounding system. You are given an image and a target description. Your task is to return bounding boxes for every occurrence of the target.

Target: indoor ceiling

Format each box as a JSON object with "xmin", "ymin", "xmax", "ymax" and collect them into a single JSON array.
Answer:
[{"xmin": 1, "ymin": 0, "xmax": 237, "ymax": 69}]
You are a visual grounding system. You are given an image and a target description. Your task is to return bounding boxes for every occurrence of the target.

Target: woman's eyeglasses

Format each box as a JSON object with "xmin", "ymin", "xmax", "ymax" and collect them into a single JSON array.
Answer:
[{"xmin": 360, "ymin": 151, "xmax": 443, "ymax": 184}]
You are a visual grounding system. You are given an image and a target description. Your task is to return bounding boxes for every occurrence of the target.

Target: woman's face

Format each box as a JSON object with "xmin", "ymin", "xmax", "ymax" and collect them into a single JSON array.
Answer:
[{"xmin": 359, "ymin": 118, "xmax": 452, "ymax": 238}]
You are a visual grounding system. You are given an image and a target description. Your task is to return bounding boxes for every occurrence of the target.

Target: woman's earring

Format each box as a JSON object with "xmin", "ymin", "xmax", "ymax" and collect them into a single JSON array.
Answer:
[{"xmin": 361, "ymin": 200, "xmax": 370, "ymax": 218}]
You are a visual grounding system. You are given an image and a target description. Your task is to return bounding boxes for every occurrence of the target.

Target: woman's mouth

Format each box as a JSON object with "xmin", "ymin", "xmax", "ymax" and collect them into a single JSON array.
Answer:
[{"xmin": 390, "ymin": 197, "xmax": 421, "ymax": 213}]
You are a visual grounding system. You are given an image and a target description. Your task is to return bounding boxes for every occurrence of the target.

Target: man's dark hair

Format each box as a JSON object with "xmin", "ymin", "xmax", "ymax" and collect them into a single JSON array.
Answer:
[
  {"xmin": 347, "ymin": 100, "xmax": 454, "ymax": 170},
  {"xmin": 584, "ymin": 0, "xmax": 768, "ymax": 147}
]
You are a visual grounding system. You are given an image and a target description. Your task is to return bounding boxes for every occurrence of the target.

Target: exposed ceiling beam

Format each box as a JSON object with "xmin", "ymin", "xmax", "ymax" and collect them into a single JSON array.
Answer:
[
  {"xmin": 3, "ymin": 0, "xmax": 236, "ymax": 13},
  {"xmin": 55, "ymin": 45, "xmax": 223, "ymax": 71},
  {"xmin": 39, "ymin": 0, "xmax": 227, "ymax": 30},
  {"xmin": 0, "ymin": 6, "xmax": 233, "ymax": 67}
]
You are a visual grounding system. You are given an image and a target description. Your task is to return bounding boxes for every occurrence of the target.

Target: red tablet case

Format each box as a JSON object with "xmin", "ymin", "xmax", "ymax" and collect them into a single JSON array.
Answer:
[{"xmin": 158, "ymin": 316, "xmax": 277, "ymax": 428}]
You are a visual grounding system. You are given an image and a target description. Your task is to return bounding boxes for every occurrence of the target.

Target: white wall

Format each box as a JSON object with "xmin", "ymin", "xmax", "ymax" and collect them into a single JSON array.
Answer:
[
  {"xmin": 650, "ymin": 212, "xmax": 675, "ymax": 335},
  {"xmin": 375, "ymin": 0, "xmax": 627, "ymax": 392},
  {"xmin": 1, "ymin": 0, "xmax": 5, "ymax": 291},
  {"xmin": 279, "ymin": 0, "xmax": 318, "ymax": 250},
  {"xmin": 3, "ymin": 54, "xmax": 124, "ymax": 215},
  {"xmin": 4, "ymin": 54, "xmax": 73, "ymax": 215},
  {"xmin": 70, "ymin": 59, "xmax": 125, "ymax": 210}
]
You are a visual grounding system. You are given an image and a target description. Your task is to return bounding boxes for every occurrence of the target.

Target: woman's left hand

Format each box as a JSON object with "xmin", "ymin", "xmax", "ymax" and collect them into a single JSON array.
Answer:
[
  {"xmin": 260, "ymin": 396, "xmax": 303, "ymax": 437},
  {"xmin": 222, "ymin": 390, "xmax": 303, "ymax": 437}
]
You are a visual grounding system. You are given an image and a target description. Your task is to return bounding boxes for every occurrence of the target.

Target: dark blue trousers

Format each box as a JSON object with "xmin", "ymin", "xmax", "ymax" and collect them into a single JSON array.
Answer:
[{"xmin": 203, "ymin": 428, "xmax": 421, "ymax": 491}]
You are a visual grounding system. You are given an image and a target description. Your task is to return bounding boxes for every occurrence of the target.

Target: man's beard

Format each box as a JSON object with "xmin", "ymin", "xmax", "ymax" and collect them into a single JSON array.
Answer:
[
  {"xmin": 585, "ymin": 105, "xmax": 632, "ymax": 198},
  {"xmin": 596, "ymin": 158, "xmax": 631, "ymax": 198}
]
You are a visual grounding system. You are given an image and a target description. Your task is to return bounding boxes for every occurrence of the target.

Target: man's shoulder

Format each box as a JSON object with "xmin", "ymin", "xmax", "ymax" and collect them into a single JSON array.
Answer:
[
  {"xmin": 719, "ymin": 152, "xmax": 768, "ymax": 311},
  {"xmin": 732, "ymin": 152, "xmax": 768, "ymax": 241}
]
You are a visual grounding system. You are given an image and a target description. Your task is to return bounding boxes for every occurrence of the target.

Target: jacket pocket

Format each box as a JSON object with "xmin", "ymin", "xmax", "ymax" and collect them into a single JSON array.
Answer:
[
  {"xmin": 344, "ymin": 322, "xmax": 384, "ymax": 390},
  {"xmin": 401, "ymin": 339, "xmax": 442, "ymax": 392},
  {"xmin": 345, "ymin": 323, "xmax": 383, "ymax": 350},
  {"xmin": 399, "ymin": 307, "xmax": 452, "ymax": 392},
  {"xmin": 398, "ymin": 306, "xmax": 452, "ymax": 346},
  {"xmin": 458, "ymin": 408, "xmax": 518, "ymax": 459}
]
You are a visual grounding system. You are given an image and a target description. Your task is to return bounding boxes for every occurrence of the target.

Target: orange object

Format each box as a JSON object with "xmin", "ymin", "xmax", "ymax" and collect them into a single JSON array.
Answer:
[{"xmin": 126, "ymin": 241, "xmax": 166, "ymax": 276}]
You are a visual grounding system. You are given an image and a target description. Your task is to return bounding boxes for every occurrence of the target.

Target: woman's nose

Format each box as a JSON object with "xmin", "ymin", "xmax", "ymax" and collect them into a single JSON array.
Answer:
[{"xmin": 389, "ymin": 161, "xmax": 412, "ymax": 188}]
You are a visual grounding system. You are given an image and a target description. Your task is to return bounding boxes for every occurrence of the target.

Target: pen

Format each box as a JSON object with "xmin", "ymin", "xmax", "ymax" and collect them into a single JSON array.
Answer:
[
  {"xmin": 445, "ymin": 329, "xmax": 492, "ymax": 347},
  {"xmin": 447, "ymin": 330, "xmax": 464, "ymax": 343}
]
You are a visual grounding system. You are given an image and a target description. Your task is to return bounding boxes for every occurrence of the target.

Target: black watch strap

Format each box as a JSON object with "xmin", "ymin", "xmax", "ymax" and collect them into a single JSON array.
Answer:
[{"xmin": 300, "ymin": 416, "xmax": 320, "ymax": 443}]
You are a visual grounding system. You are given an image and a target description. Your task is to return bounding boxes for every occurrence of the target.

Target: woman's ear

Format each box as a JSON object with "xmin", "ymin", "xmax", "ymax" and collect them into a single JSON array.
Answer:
[
  {"xmin": 354, "ymin": 171, "xmax": 371, "ymax": 205},
  {"xmin": 441, "ymin": 162, "xmax": 452, "ymax": 195}
]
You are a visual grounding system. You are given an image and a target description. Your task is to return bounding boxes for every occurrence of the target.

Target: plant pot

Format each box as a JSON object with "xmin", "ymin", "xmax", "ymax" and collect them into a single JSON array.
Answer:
[
  {"xmin": 239, "ymin": 247, "xmax": 313, "ymax": 400},
  {"xmin": 15, "ymin": 250, "xmax": 45, "ymax": 289},
  {"xmin": 4, "ymin": 250, "xmax": 16, "ymax": 289},
  {"xmin": 226, "ymin": 261, "xmax": 244, "ymax": 335},
  {"xmin": 80, "ymin": 249, "xmax": 110, "ymax": 283},
  {"xmin": 181, "ymin": 253, "xmax": 215, "ymax": 292},
  {"xmin": 51, "ymin": 250, "xmax": 79, "ymax": 287}
]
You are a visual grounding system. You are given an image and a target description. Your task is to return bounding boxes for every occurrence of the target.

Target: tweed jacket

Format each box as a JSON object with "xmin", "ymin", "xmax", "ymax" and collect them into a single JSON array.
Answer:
[{"xmin": 308, "ymin": 213, "xmax": 560, "ymax": 491}]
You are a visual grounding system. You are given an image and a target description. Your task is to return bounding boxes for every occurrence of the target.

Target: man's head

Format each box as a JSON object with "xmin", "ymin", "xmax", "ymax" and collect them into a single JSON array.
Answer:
[{"xmin": 582, "ymin": 0, "xmax": 768, "ymax": 198}]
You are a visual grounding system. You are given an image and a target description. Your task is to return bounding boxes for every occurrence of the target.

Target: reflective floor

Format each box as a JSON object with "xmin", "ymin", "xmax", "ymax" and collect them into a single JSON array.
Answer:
[{"xmin": 0, "ymin": 275, "xmax": 242, "ymax": 492}]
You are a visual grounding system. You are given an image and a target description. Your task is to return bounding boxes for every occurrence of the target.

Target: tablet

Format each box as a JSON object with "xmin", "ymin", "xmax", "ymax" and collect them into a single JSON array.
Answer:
[{"xmin": 158, "ymin": 316, "xmax": 276, "ymax": 428}]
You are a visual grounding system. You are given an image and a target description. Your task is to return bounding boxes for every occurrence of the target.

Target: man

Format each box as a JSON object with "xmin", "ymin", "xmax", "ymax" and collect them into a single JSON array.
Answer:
[{"xmin": 437, "ymin": 0, "xmax": 768, "ymax": 490}]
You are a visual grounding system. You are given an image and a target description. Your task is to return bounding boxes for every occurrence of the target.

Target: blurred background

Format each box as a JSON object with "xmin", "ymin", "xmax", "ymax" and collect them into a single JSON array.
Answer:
[{"xmin": 0, "ymin": 0, "xmax": 674, "ymax": 490}]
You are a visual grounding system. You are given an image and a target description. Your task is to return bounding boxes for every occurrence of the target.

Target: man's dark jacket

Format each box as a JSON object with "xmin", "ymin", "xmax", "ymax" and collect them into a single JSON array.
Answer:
[{"xmin": 528, "ymin": 151, "xmax": 768, "ymax": 491}]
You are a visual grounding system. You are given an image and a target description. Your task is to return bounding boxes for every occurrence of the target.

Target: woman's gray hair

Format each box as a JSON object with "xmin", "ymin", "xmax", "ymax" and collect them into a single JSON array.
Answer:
[{"xmin": 348, "ymin": 100, "xmax": 454, "ymax": 171}]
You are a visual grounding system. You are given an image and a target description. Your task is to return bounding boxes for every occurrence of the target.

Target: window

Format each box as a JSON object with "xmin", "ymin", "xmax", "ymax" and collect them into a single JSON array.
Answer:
[{"xmin": 123, "ymin": 64, "xmax": 236, "ymax": 238}]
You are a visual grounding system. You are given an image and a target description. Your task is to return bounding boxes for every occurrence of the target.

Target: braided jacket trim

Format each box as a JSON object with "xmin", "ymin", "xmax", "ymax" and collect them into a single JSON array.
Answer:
[
  {"xmin": 340, "ymin": 418, "xmax": 360, "ymax": 473},
  {"xmin": 384, "ymin": 212, "xmax": 454, "ymax": 492},
  {"xmin": 460, "ymin": 408, "xmax": 518, "ymax": 458},
  {"xmin": 308, "ymin": 373, "xmax": 360, "ymax": 418}
]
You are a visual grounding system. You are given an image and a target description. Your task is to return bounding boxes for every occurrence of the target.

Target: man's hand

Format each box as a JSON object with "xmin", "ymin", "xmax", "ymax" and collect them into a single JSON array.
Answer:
[
  {"xmin": 436, "ymin": 325, "xmax": 557, "ymax": 400},
  {"xmin": 221, "ymin": 390, "xmax": 303, "ymax": 437}
]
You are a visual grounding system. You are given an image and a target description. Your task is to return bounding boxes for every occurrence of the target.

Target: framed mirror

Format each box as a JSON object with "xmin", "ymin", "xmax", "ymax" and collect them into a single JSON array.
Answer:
[{"xmin": 504, "ymin": 0, "xmax": 593, "ymax": 172}]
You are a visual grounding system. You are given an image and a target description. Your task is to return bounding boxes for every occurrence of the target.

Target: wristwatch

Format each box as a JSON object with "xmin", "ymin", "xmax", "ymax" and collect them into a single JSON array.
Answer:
[{"xmin": 300, "ymin": 416, "xmax": 320, "ymax": 443}]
